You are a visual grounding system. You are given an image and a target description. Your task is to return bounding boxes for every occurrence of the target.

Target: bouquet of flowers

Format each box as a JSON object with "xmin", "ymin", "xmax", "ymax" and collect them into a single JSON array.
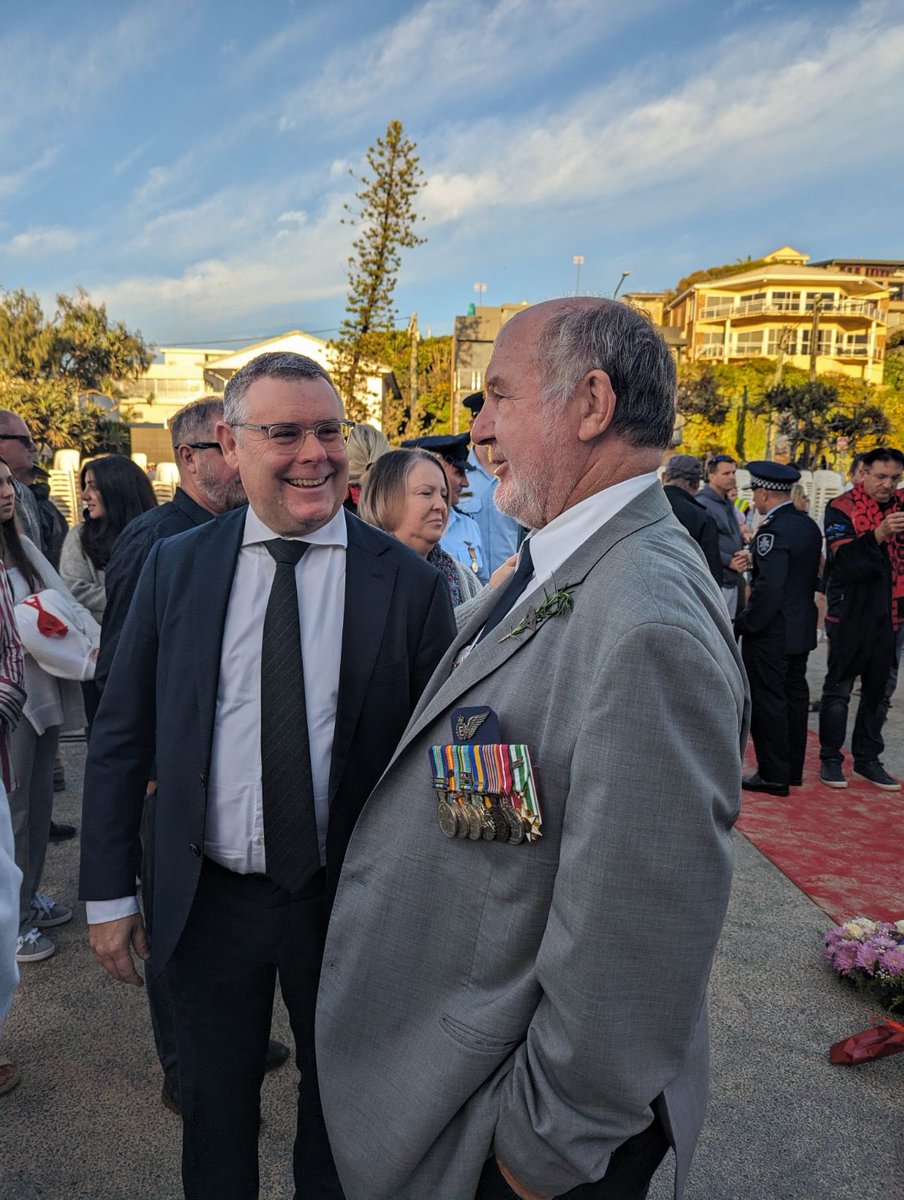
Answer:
[{"xmin": 824, "ymin": 917, "xmax": 904, "ymax": 1013}]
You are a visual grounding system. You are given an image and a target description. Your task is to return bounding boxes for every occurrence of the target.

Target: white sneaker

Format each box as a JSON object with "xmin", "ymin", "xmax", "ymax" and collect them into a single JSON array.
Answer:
[
  {"xmin": 16, "ymin": 927, "xmax": 55, "ymax": 962},
  {"xmin": 30, "ymin": 892, "xmax": 72, "ymax": 928}
]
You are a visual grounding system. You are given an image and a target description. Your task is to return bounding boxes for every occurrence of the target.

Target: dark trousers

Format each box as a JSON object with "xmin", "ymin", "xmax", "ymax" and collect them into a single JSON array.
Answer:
[
  {"xmin": 819, "ymin": 629, "xmax": 891, "ymax": 766},
  {"xmin": 162, "ymin": 858, "xmax": 343, "ymax": 1200},
  {"xmin": 475, "ymin": 1112, "xmax": 669, "ymax": 1200},
  {"xmin": 742, "ymin": 639, "xmax": 809, "ymax": 785}
]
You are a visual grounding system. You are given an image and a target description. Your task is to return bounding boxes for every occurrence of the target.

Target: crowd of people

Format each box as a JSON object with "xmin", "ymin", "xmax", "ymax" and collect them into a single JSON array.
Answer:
[{"xmin": 0, "ymin": 296, "xmax": 900, "ymax": 1200}]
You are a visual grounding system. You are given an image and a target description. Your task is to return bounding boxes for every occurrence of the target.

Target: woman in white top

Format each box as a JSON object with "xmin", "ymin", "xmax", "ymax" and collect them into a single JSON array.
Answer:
[{"xmin": 0, "ymin": 459, "xmax": 100, "ymax": 964}]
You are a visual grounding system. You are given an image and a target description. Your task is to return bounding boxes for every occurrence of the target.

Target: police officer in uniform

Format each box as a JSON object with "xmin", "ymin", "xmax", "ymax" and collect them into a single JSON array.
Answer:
[
  {"xmin": 735, "ymin": 461, "xmax": 822, "ymax": 796},
  {"xmin": 402, "ymin": 432, "xmax": 485, "ymax": 579}
]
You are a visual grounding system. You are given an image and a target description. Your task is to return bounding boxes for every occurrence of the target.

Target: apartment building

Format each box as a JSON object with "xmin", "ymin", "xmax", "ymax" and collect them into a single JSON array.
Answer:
[{"xmin": 665, "ymin": 248, "xmax": 888, "ymax": 384}]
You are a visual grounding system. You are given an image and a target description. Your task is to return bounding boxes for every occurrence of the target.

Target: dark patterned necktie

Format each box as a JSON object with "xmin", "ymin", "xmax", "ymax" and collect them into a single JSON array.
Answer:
[
  {"xmin": 260, "ymin": 539, "xmax": 320, "ymax": 892},
  {"xmin": 474, "ymin": 539, "xmax": 535, "ymax": 644}
]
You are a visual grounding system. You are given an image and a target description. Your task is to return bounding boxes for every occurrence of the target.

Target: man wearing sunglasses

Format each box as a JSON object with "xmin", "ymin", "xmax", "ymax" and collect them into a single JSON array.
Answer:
[
  {"xmin": 81, "ymin": 353, "xmax": 455, "ymax": 1199},
  {"xmin": 0, "ymin": 412, "xmax": 41, "ymax": 547}
]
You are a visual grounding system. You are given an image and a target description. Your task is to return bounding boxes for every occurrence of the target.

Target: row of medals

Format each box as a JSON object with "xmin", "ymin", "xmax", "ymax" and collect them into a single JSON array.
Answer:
[{"xmin": 436, "ymin": 793, "xmax": 527, "ymax": 843}]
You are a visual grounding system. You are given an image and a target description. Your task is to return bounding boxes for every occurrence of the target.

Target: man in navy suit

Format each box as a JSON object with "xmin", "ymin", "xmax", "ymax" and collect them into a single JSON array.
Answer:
[{"xmin": 79, "ymin": 352, "xmax": 456, "ymax": 1199}]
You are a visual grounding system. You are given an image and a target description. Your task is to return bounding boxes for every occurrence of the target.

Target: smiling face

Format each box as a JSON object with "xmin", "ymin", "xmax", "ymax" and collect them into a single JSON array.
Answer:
[
  {"xmin": 218, "ymin": 375, "xmax": 349, "ymax": 536},
  {"xmin": 390, "ymin": 458, "xmax": 448, "ymax": 557},
  {"xmin": 0, "ymin": 461, "xmax": 15, "ymax": 524},
  {"xmin": 81, "ymin": 469, "xmax": 106, "ymax": 520}
]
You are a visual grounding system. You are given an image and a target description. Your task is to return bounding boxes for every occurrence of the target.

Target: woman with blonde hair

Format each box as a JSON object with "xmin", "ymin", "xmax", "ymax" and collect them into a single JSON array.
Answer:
[
  {"xmin": 359, "ymin": 448, "xmax": 482, "ymax": 606},
  {"xmin": 344, "ymin": 423, "xmax": 390, "ymax": 514}
]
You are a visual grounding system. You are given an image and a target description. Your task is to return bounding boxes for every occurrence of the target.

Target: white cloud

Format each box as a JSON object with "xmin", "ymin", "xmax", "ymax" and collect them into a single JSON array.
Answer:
[
  {"xmin": 94, "ymin": 197, "xmax": 351, "ymax": 330},
  {"xmin": 417, "ymin": 1, "xmax": 904, "ymax": 226},
  {"xmin": 0, "ymin": 147, "xmax": 59, "ymax": 199},
  {"xmin": 278, "ymin": 210, "xmax": 307, "ymax": 225},
  {"xmin": 278, "ymin": 0, "xmax": 664, "ymax": 128},
  {"xmin": 3, "ymin": 226, "xmax": 82, "ymax": 255}
]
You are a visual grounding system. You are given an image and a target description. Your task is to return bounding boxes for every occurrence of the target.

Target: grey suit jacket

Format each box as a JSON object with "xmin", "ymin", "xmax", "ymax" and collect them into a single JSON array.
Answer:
[{"xmin": 316, "ymin": 484, "xmax": 749, "ymax": 1200}]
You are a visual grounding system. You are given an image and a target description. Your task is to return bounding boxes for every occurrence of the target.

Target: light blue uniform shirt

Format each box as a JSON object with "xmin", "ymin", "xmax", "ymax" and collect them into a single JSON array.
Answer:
[
  {"xmin": 458, "ymin": 450, "xmax": 521, "ymax": 582},
  {"xmin": 440, "ymin": 506, "xmax": 484, "ymax": 580}
]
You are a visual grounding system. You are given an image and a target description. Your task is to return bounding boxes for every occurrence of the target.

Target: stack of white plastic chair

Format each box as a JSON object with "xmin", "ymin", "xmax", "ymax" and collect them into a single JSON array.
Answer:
[
  {"xmin": 152, "ymin": 460, "xmax": 179, "ymax": 504},
  {"xmin": 796, "ymin": 468, "xmax": 814, "ymax": 511},
  {"xmin": 48, "ymin": 449, "xmax": 81, "ymax": 526},
  {"xmin": 811, "ymin": 470, "xmax": 845, "ymax": 525},
  {"xmin": 735, "ymin": 468, "xmax": 753, "ymax": 507}
]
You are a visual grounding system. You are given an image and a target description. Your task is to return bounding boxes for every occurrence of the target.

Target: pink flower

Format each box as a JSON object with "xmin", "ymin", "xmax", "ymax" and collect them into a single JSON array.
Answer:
[
  {"xmin": 880, "ymin": 947, "xmax": 904, "ymax": 976},
  {"xmin": 855, "ymin": 944, "xmax": 881, "ymax": 973}
]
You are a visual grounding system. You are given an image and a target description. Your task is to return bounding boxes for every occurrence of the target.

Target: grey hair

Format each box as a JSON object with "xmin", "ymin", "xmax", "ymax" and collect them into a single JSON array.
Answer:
[
  {"xmin": 533, "ymin": 301, "xmax": 676, "ymax": 450},
  {"xmin": 169, "ymin": 396, "xmax": 224, "ymax": 452},
  {"xmin": 223, "ymin": 352, "xmax": 339, "ymax": 425},
  {"xmin": 358, "ymin": 448, "xmax": 443, "ymax": 533}
]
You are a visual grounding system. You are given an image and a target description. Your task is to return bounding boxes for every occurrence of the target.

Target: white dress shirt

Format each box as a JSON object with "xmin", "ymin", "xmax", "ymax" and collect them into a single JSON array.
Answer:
[
  {"xmin": 86, "ymin": 504, "xmax": 347, "ymax": 924},
  {"xmin": 457, "ymin": 472, "xmax": 658, "ymax": 664}
]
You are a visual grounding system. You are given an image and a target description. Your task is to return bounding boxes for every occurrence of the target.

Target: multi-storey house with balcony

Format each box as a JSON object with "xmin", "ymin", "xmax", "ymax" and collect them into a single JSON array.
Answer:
[{"xmin": 665, "ymin": 248, "xmax": 889, "ymax": 384}]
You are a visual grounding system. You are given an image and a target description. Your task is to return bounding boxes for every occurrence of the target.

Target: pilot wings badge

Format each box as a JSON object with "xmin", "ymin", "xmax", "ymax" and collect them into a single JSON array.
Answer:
[{"xmin": 455, "ymin": 711, "xmax": 490, "ymax": 741}]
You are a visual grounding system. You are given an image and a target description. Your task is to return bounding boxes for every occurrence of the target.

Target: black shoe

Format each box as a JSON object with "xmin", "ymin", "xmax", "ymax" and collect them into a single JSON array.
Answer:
[
  {"xmin": 53, "ymin": 769, "xmax": 66, "ymax": 793},
  {"xmin": 852, "ymin": 761, "xmax": 901, "ymax": 791},
  {"xmin": 742, "ymin": 773, "xmax": 789, "ymax": 797},
  {"xmin": 790, "ymin": 778, "xmax": 803, "ymax": 787},
  {"xmin": 820, "ymin": 761, "xmax": 847, "ymax": 789},
  {"xmin": 265, "ymin": 1038, "xmax": 290, "ymax": 1072},
  {"xmin": 48, "ymin": 821, "xmax": 77, "ymax": 842}
]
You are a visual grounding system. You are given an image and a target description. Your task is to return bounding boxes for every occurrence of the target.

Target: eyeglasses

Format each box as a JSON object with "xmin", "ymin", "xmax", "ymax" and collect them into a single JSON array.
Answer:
[
  {"xmin": 180, "ymin": 441, "xmax": 223, "ymax": 453},
  {"xmin": 0, "ymin": 434, "xmax": 36, "ymax": 449},
  {"xmin": 710, "ymin": 454, "xmax": 735, "ymax": 465},
  {"xmin": 230, "ymin": 421, "xmax": 354, "ymax": 449}
]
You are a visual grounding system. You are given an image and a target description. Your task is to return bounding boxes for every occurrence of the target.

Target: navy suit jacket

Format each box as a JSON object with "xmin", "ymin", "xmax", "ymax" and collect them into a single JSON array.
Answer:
[{"xmin": 79, "ymin": 506, "xmax": 456, "ymax": 976}]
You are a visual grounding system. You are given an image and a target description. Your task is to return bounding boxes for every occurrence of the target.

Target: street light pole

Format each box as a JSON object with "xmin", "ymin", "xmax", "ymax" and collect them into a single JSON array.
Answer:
[
  {"xmin": 573, "ymin": 255, "xmax": 584, "ymax": 295},
  {"xmin": 473, "ymin": 281, "xmax": 487, "ymax": 307},
  {"xmin": 613, "ymin": 270, "xmax": 631, "ymax": 299}
]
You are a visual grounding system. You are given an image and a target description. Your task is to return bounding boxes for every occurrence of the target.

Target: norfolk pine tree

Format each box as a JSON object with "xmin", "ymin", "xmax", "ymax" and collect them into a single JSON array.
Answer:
[{"xmin": 333, "ymin": 120, "xmax": 426, "ymax": 424}]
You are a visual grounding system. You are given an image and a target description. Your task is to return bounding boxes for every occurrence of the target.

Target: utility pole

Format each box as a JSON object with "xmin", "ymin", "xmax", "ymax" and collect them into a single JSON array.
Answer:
[
  {"xmin": 809, "ymin": 297, "xmax": 822, "ymax": 382},
  {"xmin": 408, "ymin": 312, "xmax": 420, "ymax": 434}
]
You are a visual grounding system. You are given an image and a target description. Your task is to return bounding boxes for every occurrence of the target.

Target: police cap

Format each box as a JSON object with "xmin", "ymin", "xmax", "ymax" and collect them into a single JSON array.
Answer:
[
  {"xmin": 402, "ymin": 432, "xmax": 471, "ymax": 469},
  {"xmin": 462, "ymin": 392, "xmax": 484, "ymax": 415},
  {"xmin": 746, "ymin": 460, "xmax": 800, "ymax": 491}
]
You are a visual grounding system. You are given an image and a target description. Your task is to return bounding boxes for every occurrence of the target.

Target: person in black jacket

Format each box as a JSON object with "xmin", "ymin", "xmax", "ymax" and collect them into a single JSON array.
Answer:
[
  {"xmin": 662, "ymin": 454, "xmax": 722, "ymax": 581},
  {"xmin": 735, "ymin": 461, "xmax": 822, "ymax": 796},
  {"xmin": 93, "ymin": 396, "xmax": 276, "ymax": 1117},
  {"xmin": 817, "ymin": 447, "xmax": 904, "ymax": 791}
]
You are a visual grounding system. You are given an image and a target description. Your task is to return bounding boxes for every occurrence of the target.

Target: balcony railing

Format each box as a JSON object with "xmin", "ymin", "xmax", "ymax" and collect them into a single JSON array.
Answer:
[
  {"xmin": 697, "ymin": 344, "xmax": 883, "ymax": 362},
  {"xmin": 699, "ymin": 299, "xmax": 883, "ymax": 321},
  {"xmin": 121, "ymin": 378, "xmax": 208, "ymax": 401}
]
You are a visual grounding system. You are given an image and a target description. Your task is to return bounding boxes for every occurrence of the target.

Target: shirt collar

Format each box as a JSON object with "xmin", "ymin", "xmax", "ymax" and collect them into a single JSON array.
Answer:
[
  {"xmin": 242, "ymin": 504, "xmax": 348, "ymax": 549},
  {"xmin": 528, "ymin": 471, "xmax": 658, "ymax": 585}
]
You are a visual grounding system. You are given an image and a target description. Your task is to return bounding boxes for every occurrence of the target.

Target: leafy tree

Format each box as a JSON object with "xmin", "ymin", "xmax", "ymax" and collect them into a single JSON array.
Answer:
[
  {"xmin": 332, "ymin": 120, "xmax": 426, "ymax": 422},
  {"xmin": 0, "ymin": 285, "xmax": 151, "ymax": 392},
  {"xmin": 676, "ymin": 366, "xmax": 730, "ymax": 425},
  {"xmin": 365, "ymin": 331, "xmax": 452, "ymax": 441},
  {"xmin": 751, "ymin": 379, "xmax": 889, "ymax": 467},
  {"xmin": 0, "ymin": 285, "xmax": 147, "ymax": 456}
]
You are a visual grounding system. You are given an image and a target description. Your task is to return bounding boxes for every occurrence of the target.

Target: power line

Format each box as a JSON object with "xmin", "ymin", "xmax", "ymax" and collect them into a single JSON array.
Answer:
[{"xmin": 156, "ymin": 327, "xmax": 341, "ymax": 348}]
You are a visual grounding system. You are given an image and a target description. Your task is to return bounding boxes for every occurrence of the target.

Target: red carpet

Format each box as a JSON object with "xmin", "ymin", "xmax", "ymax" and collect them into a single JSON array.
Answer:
[{"xmin": 737, "ymin": 730, "xmax": 904, "ymax": 924}]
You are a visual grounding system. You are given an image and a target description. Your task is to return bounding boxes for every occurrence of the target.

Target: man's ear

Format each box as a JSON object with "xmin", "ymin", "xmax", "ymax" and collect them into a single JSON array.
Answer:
[
  {"xmin": 578, "ymin": 369, "xmax": 617, "ymax": 441},
  {"xmin": 175, "ymin": 443, "xmax": 194, "ymax": 476},
  {"xmin": 216, "ymin": 419, "xmax": 239, "ymax": 470}
]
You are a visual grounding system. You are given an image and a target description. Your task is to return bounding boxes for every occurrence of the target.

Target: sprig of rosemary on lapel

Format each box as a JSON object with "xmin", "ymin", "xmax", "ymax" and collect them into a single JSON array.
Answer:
[{"xmin": 499, "ymin": 580, "xmax": 578, "ymax": 642}]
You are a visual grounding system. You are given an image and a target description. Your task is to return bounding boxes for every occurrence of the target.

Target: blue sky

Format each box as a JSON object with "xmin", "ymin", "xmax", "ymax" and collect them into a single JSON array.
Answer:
[{"xmin": 0, "ymin": 0, "xmax": 901, "ymax": 351}]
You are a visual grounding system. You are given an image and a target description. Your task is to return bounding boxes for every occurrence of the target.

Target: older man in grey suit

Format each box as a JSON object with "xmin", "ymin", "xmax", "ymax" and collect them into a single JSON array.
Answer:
[{"xmin": 317, "ymin": 298, "xmax": 748, "ymax": 1200}]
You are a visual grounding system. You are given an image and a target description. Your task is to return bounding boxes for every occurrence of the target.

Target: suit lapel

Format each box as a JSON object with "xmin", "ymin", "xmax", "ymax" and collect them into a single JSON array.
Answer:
[
  {"xmin": 391, "ymin": 482, "xmax": 670, "ymax": 761},
  {"xmin": 328, "ymin": 513, "xmax": 395, "ymax": 798},
  {"xmin": 193, "ymin": 509, "xmax": 246, "ymax": 773}
]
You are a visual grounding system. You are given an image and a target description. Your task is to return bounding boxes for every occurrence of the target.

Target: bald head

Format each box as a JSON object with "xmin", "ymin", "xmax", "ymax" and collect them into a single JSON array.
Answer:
[{"xmin": 473, "ymin": 297, "xmax": 673, "ymax": 528}]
